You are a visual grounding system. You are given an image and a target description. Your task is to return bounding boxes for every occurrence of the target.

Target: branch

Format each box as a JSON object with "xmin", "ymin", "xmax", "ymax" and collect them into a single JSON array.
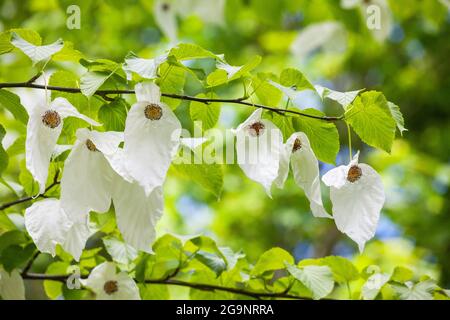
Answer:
[
  {"xmin": 0, "ymin": 82, "xmax": 343, "ymax": 122},
  {"xmin": 20, "ymin": 272, "xmax": 316, "ymax": 300},
  {"xmin": 0, "ymin": 170, "xmax": 60, "ymax": 211}
]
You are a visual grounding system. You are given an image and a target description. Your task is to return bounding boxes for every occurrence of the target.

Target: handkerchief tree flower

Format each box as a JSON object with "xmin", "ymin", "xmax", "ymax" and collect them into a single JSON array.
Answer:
[
  {"xmin": 25, "ymin": 96, "xmax": 100, "ymax": 194},
  {"xmin": 275, "ymin": 132, "xmax": 331, "ymax": 219},
  {"xmin": 322, "ymin": 151, "xmax": 385, "ymax": 252},
  {"xmin": 233, "ymin": 109, "xmax": 283, "ymax": 197},
  {"xmin": 81, "ymin": 262, "xmax": 140, "ymax": 300},
  {"xmin": 124, "ymin": 82, "xmax": 181, "ymax": 196}
]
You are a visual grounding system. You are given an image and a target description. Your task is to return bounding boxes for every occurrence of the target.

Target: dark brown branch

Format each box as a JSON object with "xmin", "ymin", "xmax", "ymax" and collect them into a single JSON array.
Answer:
[
  {"xmin": 0, "ymin": 82, "xmax": 343, "ymax": 122},
  {"xmin": 21, "ymin": 272, "xmax": 315, "ymax": 300},
  {"xmin": 0, "ymin": 170, "xmax": 60, "ymax": 211}
]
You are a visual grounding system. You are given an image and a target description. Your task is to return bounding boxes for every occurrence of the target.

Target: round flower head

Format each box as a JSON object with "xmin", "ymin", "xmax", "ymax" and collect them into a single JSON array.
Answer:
[
  {"xmin": 124, "ymin": 82, "xmax": 181, "ymax": 196},
  {"xmin": 322, "ymin": 151, "xmax": 385, "ymax": 252},
  {"xmin": 81, "ymin": 262, "xmax": 140, "ymax": 300},
  {"xmin": 60, "ymin": 129, "xmax": 124, "ymax": 221},
  {"xmin": 275, "ymin": 132, "xmax": 331, "ymax": 218},
  {"xmin": 25, "ymin": 97, "xmax": 100, "ymax": 194},
  {"xmin": 232, "ymin": 109, "xmax": 283, "ymax": 197}
]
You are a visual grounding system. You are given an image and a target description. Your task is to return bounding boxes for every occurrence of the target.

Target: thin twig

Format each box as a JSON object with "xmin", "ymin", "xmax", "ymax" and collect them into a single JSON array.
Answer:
[
  {"xmin": 0, "ymin": 82, "xmax": 343, "ymax": 122},
  {"xmin": 20, "ymin": 272, "xmax": 316, "ymax": 300},
  {"xmin": 0, "ymin": 170, "xmax": 60, "ymax": 211}
]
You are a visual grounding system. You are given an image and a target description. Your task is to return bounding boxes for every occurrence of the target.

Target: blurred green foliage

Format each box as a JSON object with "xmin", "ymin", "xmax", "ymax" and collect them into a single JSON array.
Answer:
[{"xmin": 0, "ymin": 0, "xmax": 449, "ymax": 299}]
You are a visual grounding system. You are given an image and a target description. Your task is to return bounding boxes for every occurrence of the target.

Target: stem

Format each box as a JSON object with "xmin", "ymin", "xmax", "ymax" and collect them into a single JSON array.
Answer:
[
  {"xmin": 20, "ymin": 272, "xmax": 321, "ymax": 300},
  {"xmin": 346, "ymin": 121, "xmax": 353, "ymax": 162},
  {"xmin": 0, "ymin": 81, "xmax": 343, "ymax": 122}
]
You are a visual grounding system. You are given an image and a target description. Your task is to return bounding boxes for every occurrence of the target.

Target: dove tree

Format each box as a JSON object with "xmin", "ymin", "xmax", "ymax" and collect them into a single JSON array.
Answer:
[{"xmin": 0, "ymin": 30, "xmax": 447, "ymax": 301}]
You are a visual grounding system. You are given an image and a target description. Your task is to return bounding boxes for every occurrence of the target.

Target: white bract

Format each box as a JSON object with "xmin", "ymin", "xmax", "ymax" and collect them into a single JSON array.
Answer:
[
  {"xmin": 322, "ymin": 151, "xmax": 385, "ymax": 251},
  {"xmin": 60, "ymin": 129, "xmax": 123, "ymax": 219},
  {"xmin": 110, "ymin": 149, "xmax": 164, "ymax": 253},
  {"xmin": 61, "ymin": 129, "xmax": 165, "ymax": 253},
  {"xmin": 81, "ymin": 262, "xmax": 140, "ymax": 300},
  {"xmin": 124, "ymin": 82, "xmax": 181, "ymax": 196},
  {"xmin": 11, "ymin": 32, "xmax": 64, "ymax": 65},
  {"xmin": 233, "ymin": 109, "xmax": 283, "ymax": 197},
  {"xmin": 26, "ymin": 97, "xmax": 99, "ymax": 194},
  {"xmin": 275, "ymin": 132, "xmax": 331, "ymax": 218},
  {"xmin": 24, "ymin": 198, "xmax": 73, "ymax": 256},
  {"xmin": 0, "ymin": 268, "xmax": 25, "ymax": 300},
  {"xmin": 122, "ymin": 52, "xmax": 168, "ymax": 80},
  {"xmin": 314, "ymin": 85, "xmax": 363, "ymax": 109}
]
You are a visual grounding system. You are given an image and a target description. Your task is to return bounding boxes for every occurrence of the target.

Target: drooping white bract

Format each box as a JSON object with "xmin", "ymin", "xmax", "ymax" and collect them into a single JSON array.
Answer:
[
  {"xmin": 124, "ymin": 82, "xmax": 181, "ymax": 196},
  {"xmin": 154, "ymin": 0, "xmax": 178, "ymax": 42},
  {"xmin": 0, "ymin": 268, "xmax": 25, "ymax": 300},
  {"xmin": 11, "ymin": 32, "xmax": 64, "ymax": 65},
  {"xmin": 233, "ymin": 109, "xmax": 283, "ymax": 197},
  {"xmin": 322, "ymin": 151, "xmax": 385, "ymax": 252},
  {"xmin": 275, "ymin": 132, "xmax": 331, "ymax": 218},
  {"xmin": 108, "ymin": 149, "xmax": 164, "ymax": 253},
  {"xmin": 60, "ymin": 129, "xmax": 123, "ymax": 220},
  {"xmin": 81, "ymin": 262, "xmax": 140, "ymax": 300},
  {"xmin": 26, "ymin": 97, "xmax": 100, "ymax": 194},
  {"xmin": 25, "ymin": 198, "xmax": 73, "ymax": 256},
  {"xmin": 122, "ymin": 52, "xmax": 168, "ymax": 81}
]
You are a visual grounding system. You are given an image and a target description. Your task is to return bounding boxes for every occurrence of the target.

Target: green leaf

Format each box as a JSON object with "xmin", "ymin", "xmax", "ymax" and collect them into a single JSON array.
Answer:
[
  {"xmin": 293, "ymin": 109, "xmax": 340, "ymax": 164},
  {"xmin": 285, "ymin": 263, "xmax": 334, "ymax": 300},
  {"xmin": 0, "ymin": 125, "xmax": 8, "ymax": 175},
  {"xmin": 207, "ymin": 56, "xmax": 262, "ymax": 87},
  {"xmin": 6, "ymin": 136, "xmax": 25, "ymax": 158},
  {"xmin": 138, "ymin": 283, "xmax": 170, "ymax": 299},
  {"xmin": 195, "ymin": 250, "xmax": 227, "ymax": 276},
  {"xmin": 157, "ymin": 63, "xmax": 186, "ymax": 109},
  {"xmin": 320, "ymin": 256, "xmax": 359, "ymax": 283},
  {"xmin": 266, "ymin": 112, "xmax": 295, "ymax": 141},
  {"xmin": 251, "ymin": 73, "xmax": 282, "ymax": 106},
  {"xmin": 190, "ymin": 93, "xmax": 221, "ymax": 131},
  {"xmin": 361, "ymin": 273, "xmax": 390, "ymax": 300},
  {"xmin": 388, "ymin": 102, "xmax": 407, "ymax": 136},
  {"xmin": 149, "ymin": 234, "xmax": 183, "ymax": 279},
  {"xmin": 0, "ymin": 243, "xmax": 35, "ymax": 272},
  {"xmin": 345, "ymin": 91, "xmax": 396, "ymax": 153},
  {"xmin": 44, "ymin": 261, "xmax": 70, "ymax": 299},
  {"xmin": 0, "ymin": 89, "xmax": 29, "ymax": 124},
  {"xmin": 391, "ymin": 266, "xmax": 414, "ymax": 283},
  {"xmin": 98, "ymin": 98, "xmax": 128, "ymax": 131},
  {"xmin": 0, "ymin": 212, "xmax": 17, "ymax": 231},
  {"xmin": 52, "ymin": 41, "xmax": 83, "ymax": 62},
  {"xmin": 80, "ymin": 71, "xmax": 114, "ymax": 97},
  {"xmin": 172, "ymin": 163, "xmax": 223, "ymax": 198},
  {"xmin": 103, "ymin": 236, "xmax": 138, "ymax": 266},
  {"xmin": 393, "ymin": 280, "xmax": 437, "ymax": 300},
  {"xmin": 279, "ymin": 68, "xmax": 314, "ymax": 91},
  {"xmin": 0, "ymin": 29, "xmax": 41, "ymax": 55},
  {"xmin": 251, "ymin": 247, "xmax": 294, "ymax": 276},
  {"xmin": 0, "ymin": 230, "xmax": 28, "ymax": 253},
  {"xmin": 169, "ymin": 43, "xmax": 218, "ymax": 60}
]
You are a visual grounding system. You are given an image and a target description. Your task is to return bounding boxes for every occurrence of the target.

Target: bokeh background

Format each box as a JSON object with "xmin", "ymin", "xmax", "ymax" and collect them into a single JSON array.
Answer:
[{"xmin": 1, "ymin": 0, "xmax": 449, "ymax": 295}]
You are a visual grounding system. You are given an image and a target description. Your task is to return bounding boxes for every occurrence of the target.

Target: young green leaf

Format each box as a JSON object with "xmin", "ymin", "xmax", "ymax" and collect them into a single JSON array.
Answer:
[
  {"xmin": 285, "ymin": 263, "xmax": 334, "ymax": 300},
  {"xmin": 345, "ymin": 91, "xmax": 396, "ymax": 153},
  {"xmin": 189, "ymin": 93, "xmax": 221, "ymax": 131},
  {"xmin": 0, "ymin": 89, "xmax": 29, "ymax": 124},
  {"xmin": 251, "ymin": 247, "xmax": 294, "ymax": 276},
  {"xmin": 293, "ymin": 109, "xmax": 340, "ymax": 164},
  {"xmin": 0, "ymin": 125, "xmax": 8, "ymax": 176},
  {"xmin": 98, "ymin": 98, "xmax": 128, "ymax": 131}
]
